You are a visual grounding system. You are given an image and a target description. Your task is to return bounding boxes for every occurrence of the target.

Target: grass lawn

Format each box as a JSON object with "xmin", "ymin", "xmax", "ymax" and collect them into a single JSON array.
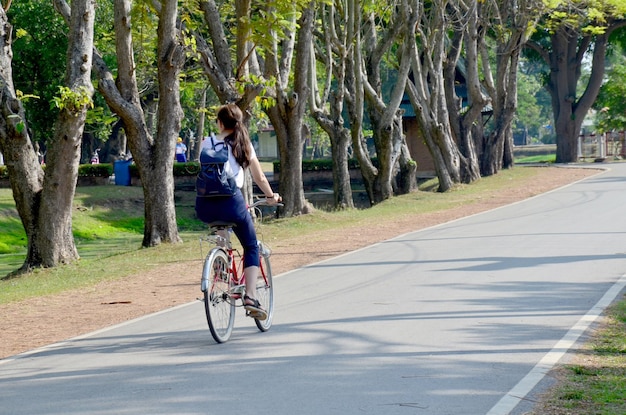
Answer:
[
  {"xmin": 0, "ymin": 166, "xmax": 599, "ymax": 296},
  {"xmin": 516, "ymin": 154, "xmax": 557, "ymax": 163}
]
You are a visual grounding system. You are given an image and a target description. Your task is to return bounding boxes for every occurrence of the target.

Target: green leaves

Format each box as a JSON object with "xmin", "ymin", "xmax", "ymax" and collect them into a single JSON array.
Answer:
[
  {"xmin": 237, "ymin": 74, "xmax": 277, "ymax": 109},
  {"xmin": 51, "ymin": 86, "xmax": 94, "ymax": 115},
  {"xmin": 15, "ymin": 90, "xmax": 40, "ymax": 103},
  {"xmin": 542, "ymin": 0, "xmax": 626, "ymax": 34}
]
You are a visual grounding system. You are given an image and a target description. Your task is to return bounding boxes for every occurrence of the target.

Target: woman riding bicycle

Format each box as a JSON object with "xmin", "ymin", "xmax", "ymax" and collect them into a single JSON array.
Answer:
[{"xmin": 195, "ymin": 104, "xmax": 281, "ymax": 320}]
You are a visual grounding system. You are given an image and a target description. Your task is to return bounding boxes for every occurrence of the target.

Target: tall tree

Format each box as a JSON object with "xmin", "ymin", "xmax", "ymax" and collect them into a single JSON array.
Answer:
[
  {"xmin": 344, "ymin": 0, "xmax": 371, "ymax": 197},
  {"xmin": 407, "ymin": 0, "xmax": 540, "ymax": 189},
  {"xmin": 405, "ymin": 0, "xmax": 461, "ymax": 192},
  {"xmin": 195, "ymin": 0, "xmax": 315, "ymax": 215},
  {"xmin": 264, "ymin": 2, "xmax": 316, "ymax": 216},
  {"xmin": 149, "ymin": 0, "xmax": 185, "ymax": 245},
  {"xmin": 193, "ymin": 0, "xmax": 267, "ymax": 210},
  {"xmin": 56, "ymin": 0, "xmax": 184, "ymax": 247},
  {"xmin": 444, "ymin": 0, "xmax": 483, "ymax": 184},
  {"xmin": 526, "ymin": 0, "xmax": 626, "ymax": 163},
  {"xmin": 344, "ymin": 0, "xmax": 417, "ymax": 204},
  {"xmin": 476, "ymin": 0, "xmax": 543, "ymax": 176},
  {"xmin": 310, "ymin": 0, "xmax": 354, "ymax": 209},
  {"xmin": 362, "ymin": 0, "xmax": 418, "ymax": 202},
  {"xmin": 0, "ymin": 0, "xmax": 95, "ymax": 274}
]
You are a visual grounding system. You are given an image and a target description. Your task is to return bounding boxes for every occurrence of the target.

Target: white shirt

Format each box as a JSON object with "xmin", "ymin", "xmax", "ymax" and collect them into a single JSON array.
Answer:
[
  {"xmin": 200, "ymin": 134, "xmax": 257, "ymax": 189},
  {"xmin": 175, "ymin": 142, "xmax": 187, "ymax": 154}
]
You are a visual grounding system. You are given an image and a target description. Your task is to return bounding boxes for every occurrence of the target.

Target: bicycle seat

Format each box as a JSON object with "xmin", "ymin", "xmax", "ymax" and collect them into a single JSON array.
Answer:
[{"xmin": 209, "ymin": 221, "xmax": 236, "ymax": 230}]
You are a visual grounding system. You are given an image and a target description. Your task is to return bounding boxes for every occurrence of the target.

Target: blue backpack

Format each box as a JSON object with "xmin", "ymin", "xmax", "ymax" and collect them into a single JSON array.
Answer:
[{"xmin": 196, "ymin": 136, "xmax": 238, "ymax": 197}]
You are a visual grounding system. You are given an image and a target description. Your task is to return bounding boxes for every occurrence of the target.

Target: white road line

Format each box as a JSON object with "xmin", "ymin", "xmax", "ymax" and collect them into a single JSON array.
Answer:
[{"xmin": 486, "ymin": 272, "xmax": 626, "ymax": 415}]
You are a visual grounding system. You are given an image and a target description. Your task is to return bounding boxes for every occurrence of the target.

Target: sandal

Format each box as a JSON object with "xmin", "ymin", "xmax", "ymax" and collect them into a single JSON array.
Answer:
[{"xmin": 244, "ymin": 295, "xmax": 268, "ymax": 320}]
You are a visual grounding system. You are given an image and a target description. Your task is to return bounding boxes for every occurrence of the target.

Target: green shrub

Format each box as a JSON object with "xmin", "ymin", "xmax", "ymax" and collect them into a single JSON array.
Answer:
[
  {"xmin": 1, "ymin": 164, "xmax": 113, "ymax": 178},
  {"xmin": 78, "ymin": 163, "xmax": 113, "ymax": 177},
  {"xmin": 173, "ymin": 162, "xmax": 200, "ymax": 177},
  {"xmin": 119, "ymin": 162, "xmax": 201, "ymax": 178},
  {"xmin": 273, "ymin": 158, "xmax": 373, "ymax": 173}
]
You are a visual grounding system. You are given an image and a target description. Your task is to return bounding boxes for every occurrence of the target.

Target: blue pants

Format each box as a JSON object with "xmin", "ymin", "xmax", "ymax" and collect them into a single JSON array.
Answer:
[{"xmin": 195, "ymin": 190, "xmax": 259, "ymax": 267}]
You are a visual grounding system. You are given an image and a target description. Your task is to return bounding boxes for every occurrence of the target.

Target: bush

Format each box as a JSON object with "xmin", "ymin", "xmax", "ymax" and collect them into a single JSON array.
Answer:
[
  {"xmin": 273, "ymin": 158, "xmax": 372, "ymax": 173},
  {"xmin": 173, "ymin": 162, "xmax": 200, "ymax": 177},
  {"xmin": 125, "ymin": 162, "xmax": 199, "ymax": 178},
  {"xmin": 1, "ymin": 160, "xmax": 249, "ymax": 180},
  {"xmin": 1, "ymin": 163, "xmax": 113, "ymax": 178},
  {"xmin": 78, "ymin": 164, "xmax": 113, "ymax": 177}
]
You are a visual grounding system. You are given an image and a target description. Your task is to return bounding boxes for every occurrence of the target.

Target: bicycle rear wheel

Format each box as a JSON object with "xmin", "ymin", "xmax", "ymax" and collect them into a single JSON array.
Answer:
[
  {"xmin": 254, "ymin": 250, "xmax": 274, "ymax": 332},
  {"xmin": 202, "ymin": 248, "xmax": 235, "ymax": 343}
]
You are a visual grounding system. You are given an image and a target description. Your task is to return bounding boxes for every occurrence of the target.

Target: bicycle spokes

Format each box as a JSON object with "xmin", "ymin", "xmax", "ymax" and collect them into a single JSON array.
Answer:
[{"xmin": 204, "ymin": 249, "xmax": 235, "ymax": 343}]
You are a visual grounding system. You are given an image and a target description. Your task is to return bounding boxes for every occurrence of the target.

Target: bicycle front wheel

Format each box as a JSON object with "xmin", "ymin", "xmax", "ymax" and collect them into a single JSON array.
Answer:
[
  {"xmin": 254, "ymin": 250, "xmax": 274, "ymax": 332},
  {"xmin": 203, "ymin": 248, "xmax": 235, "ymax": 343}
]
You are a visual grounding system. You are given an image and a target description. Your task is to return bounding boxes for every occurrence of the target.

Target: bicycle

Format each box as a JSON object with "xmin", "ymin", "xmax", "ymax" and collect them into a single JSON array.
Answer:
[{"xmin": 199, "ymin": 198, "xmax": 280, "ymax": 343}]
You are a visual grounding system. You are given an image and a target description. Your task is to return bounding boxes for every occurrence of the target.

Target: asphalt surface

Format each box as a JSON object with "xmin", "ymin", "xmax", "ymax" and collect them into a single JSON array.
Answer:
[{"xmin": 2, "ymin": 163, "xmax": 626, "ymax": 415}]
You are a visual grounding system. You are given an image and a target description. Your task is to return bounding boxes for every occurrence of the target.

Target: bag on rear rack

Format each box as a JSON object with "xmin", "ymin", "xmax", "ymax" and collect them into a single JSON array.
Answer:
[{"xmin": 196, "ymin": 137, "xmax": 238, "ymax": 197}]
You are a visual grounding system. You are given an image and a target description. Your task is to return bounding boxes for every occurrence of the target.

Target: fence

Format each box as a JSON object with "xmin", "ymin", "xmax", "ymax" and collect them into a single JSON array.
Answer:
[{"xmin": 578, "ymin": 132, "xmax": 626, "ymax": 160}]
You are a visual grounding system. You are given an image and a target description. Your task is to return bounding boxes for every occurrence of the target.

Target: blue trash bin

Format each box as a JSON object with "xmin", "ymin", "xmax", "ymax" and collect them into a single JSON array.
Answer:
[{"xmin": 114, "ymin": 160, "xmax": 132, "ymax": 186}]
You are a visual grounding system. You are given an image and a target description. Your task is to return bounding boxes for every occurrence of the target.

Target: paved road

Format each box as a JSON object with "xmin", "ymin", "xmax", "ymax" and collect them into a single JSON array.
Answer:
[{"xmin": 2, "ymin": 164, "xmax": 626, "ymax": 415}]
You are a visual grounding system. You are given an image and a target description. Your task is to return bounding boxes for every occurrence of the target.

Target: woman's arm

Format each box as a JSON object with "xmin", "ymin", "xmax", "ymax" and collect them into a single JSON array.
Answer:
[{"xmin": 248, "ymin": 158, "xmax": 281, "ymax": 203}]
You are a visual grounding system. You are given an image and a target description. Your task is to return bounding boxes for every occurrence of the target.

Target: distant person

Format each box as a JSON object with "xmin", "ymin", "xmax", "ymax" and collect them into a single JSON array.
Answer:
[
  {"xmin": 175, "ymin": 137, "xmax": 187, "ymax": 162},
  {"xmin": 90, "ymin": 149, "xmax": 100, "ymax": 164}
]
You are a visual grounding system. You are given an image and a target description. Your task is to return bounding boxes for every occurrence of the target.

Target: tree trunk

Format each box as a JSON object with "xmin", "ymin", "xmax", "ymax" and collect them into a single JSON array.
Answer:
[
  {"xmin": 428, "ymin": 125, "xmax": 460, "ymax": 192},
  {"xmin": 406, "ymin": 86, "xmax": 460, "ymax": 192},
  {"xmin": 449, "ymin": 1, "xmax": 482, "ymax": 184},
  {"xmin": 361, "ymin": 0, "xmax": 417, "ymax": 204},
  {"xmin": 405, "ymin": 0, "xmax": 460, "ymax": 192},
  {"xmin": 310, "ymin": 1, "xmax": 354, "ymax": 209},
  {"xmin": 526, "ymin": 19, "xmax": 626, "ymax": 163},
  {"xmin": 86, "ymin": 0, "xmax": 182, "ymax": 247},
  {"xmin": 100, "ymin": 120, "xmax": 127, "ymax": 163},
  {"xmin": 481, "ymin": 55, "xmax": 519, "ymax": 176},
  {"xmin": 193, "ymin": 88, "xmax": 207, "ymax": 161},
  {"xmin": 502, "ymin": 128, "xmax": 514, "ymax": 169},
  {"xmin": 394, "ymin": 122, "xmax": 418, "ymax": 194},
  {"xmin": 270, "ymin": 110, "xmax": 311, "ymax": 215},
  {"xmin": 554, "ymin": 111, "xmax": 580, "ymax": 163},
  {"xmin": 311, "ymin": 105, "xmax": 354, "ymax": 209},
  {"xmin": 330, "ymin": 131, "xmax": 355, "ymax": 209},
  {"xmin": 368, "ymin": 113, "xmax": 394, "ymax": 202},
  {"xmin": 0, "ymin": 7, "xmax": 44, "ymax": 274},
  {"xmin": 0, "ymin": 0, "xmax": 95, "ymax": 274},
  {"xmin": 139, "ymin": 0, "xmax": 184, "ymax": 246},
  {"xmin": 549, "ymin": 28, "xmax": 589, "ymax": 163},
  {"xmin": 37, "ymin": 0, "xmax": 95, "ymax": 263},
  {"xmin": 478, "ymin": 0, "xmax": 540, "ymax": 175},
  {"xmin": 265, "ymin": 4, "xmax": 315, "ymax": 216},
  {"xmin": 344, "ymin": 7, "xmax": 377, "ymax": 204}
]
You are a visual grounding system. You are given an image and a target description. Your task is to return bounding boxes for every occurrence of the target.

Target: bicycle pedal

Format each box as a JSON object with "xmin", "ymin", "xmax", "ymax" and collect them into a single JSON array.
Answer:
[
  {"xmin": 231, "ymin": 285, "xmax": 245, "ymax": 295},
  {"xmin": 246, "ymin": 309, "xmax": 268, "ymax": 320}
]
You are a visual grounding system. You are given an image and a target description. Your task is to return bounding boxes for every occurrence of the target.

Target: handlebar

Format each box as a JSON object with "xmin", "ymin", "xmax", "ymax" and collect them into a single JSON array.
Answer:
[{"xmin": 249, "ymin": 198, "xmax": 284, "ymax": 209}]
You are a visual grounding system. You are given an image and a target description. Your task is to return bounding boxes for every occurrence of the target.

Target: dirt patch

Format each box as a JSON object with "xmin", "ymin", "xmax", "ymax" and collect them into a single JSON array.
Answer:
[{"xmin": 0, "ymin": 166, "xmax": 600, "ymax": 360}]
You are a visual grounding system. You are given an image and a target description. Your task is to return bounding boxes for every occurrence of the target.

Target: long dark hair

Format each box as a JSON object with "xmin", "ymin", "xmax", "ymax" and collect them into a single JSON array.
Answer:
[{"xmin": 217, "ymin": 104, "xmax": 252, "ymax": 169}]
